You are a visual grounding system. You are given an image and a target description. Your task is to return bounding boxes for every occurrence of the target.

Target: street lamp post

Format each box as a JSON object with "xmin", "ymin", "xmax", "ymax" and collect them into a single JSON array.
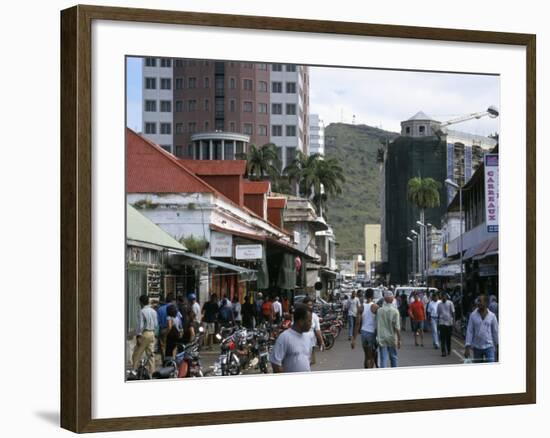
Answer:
[
  {"xmin": 406, "ymin": 236, "xmax": 416, "ymax": 284},
  {"xmin": 373, "ymin": 243, "xmax": 377, "ymax": 284},
  {"xmin": 416, "ymin": 220, "xmax": 431, "ymax": 285},
  {"xmin": 445, "ymin": 179, "xmax": 464, "ymax": 296},
  {"xmin": 410, "ymin": 229, "xmax": 420, "ymax": 283}
]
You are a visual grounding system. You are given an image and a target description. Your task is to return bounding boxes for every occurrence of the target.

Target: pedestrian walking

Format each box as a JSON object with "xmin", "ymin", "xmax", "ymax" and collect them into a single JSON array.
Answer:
[
  {"xmin": 131, "ymin": 295, "xmax": 159, "ymax": 375},
  {"xmin": 201, "ymin": 293, "xmax": 219, "ymax": 349},
  {"xmin": 165, "ymin": 304, "xmax": 184, "ymax": 358},
  {"xmin": 342, "ymin": 296, "xmax": 350, "ymax": 328},
  {"xmin": 273, "ymin": 296, "xmax": 283, "ymax": 324},
  {"xmin": 465, "ymin": 294, "xmax": 499, "ymax": 363},
  {"xmin": 437, "ymin": 292, "xmax": 455, "ymax": 357},
  {"xmin": 351, "ymin": 288, "xmax": 379, "ymax": 368},
  {"xmin": 256, "ymin": 292, "xmax": 265, "ymax": 324},
  {"xmin": 261, "ymin": 296, "xmax": 274, "ymax": 325},
  {"xmin": 376, "ymin": 291, "xmax": 401, "ymax": 368},
  {"xmin": 347, "ymin": 291, "xmax": 360, "ymax": 340},
  {"xmin": 232, "ymin": 296, "xmax": 242, "ymax": 326},
  {"xmin": 241, "ymin": 295, "xmax": 256, "ymax": 329},
  {"xmin": 218, "ymin": 296, "xmax": 234, "ymax": 326},
  {"xmin": 269, "ymin": 305, "xmax": 313, "ymax": 373},
  {"xmin": 189, "ymin": 293, "xmax": 201, "ymax": 325},
  {"xmin": 398, "ymin": 293, "xmax": 409, "ymax": 332},
  {"xmin": 409, "ymin": 293, "xmax": 426, "ymax": 347},
  {"xmin": 427, "ymin": 292, "xmax": 441, "ymax": 349},
  {"xmin": 156, "ymin": 293, "xmax": 176, "ymax": 361},
  {"xmin": 488, "ymin": 294, "xmax": 499, "ymax": 321},
  {"xmin": 303, "ymin": 297, "xmax": 324, "ymax": 365}
]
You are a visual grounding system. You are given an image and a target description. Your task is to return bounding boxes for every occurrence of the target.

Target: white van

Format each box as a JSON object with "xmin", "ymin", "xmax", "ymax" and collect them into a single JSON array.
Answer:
[{"xmin": 395, "ymin": 286, "xmax": 438, "ymax": 303}]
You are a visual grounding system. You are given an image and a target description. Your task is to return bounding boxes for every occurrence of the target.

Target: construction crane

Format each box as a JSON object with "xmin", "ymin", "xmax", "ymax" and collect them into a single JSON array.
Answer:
[{"xmin": 432, "ymin": 105, "xmax": 499, "ymax": 137}]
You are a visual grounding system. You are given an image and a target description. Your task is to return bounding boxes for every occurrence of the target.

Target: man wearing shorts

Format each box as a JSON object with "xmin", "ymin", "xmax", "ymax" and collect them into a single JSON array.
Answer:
[
  {"xmin": 351, "ymin": 288, "xmax": 379, "ymax": 368},
  {"xmin": 408, "ymin": 293, "xmax": 426, "ymax": 347}
]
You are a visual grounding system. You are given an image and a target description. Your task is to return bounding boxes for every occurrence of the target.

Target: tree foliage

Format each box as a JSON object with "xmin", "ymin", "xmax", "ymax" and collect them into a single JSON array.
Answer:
[
  {"xmin": 407, "ymin": 176, "xmax": 441, "ymax": 210},
  {"xmin": 239, "ymin": 143, "xmax": 281, "ymax": 181}
]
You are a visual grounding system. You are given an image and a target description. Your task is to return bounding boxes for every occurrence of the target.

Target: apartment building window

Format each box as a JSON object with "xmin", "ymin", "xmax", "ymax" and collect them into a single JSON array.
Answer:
[
  {"xmin": 258, "ymin": 103, "xmax": 268, "ymax": 114},
  {"xmin": 286, "ymin": 147, "xmax": 297, "ymax": 164},
  {"xmin": 204, "ymin": 99, "xmax": 210, "ymax": 111},
  {"xmin": 175, "ymin": 59, "xmax": 183, "ymax": 68},
  {"xmin": 243, "ymin": 101, "xmax": 253, "ymax": 112},
  {"xmin": 286, "ymin": 64, "xmax": 297, "ymax": 72},
  {"xmin": 229, "ymin": 122, "xmax": 236, "ymax": 132},
  {"xmin": 243, "ymin": 79, "xmax": 253, "ymax": 91},
  {"xmin": 272, "ymin": 82, "xmax": 282, "ymax": 93},
  {"xmin": 175, "ymin": 100, "xmax": 183, "ymax": 112},
  {"xmin": 175, "ymin": 123, "xmax": 184, "ymax": 134},
  {"xmin": 229, "ymin": 77, "xmax": 236, "ymax": 89},
  {"xmin": 188, "ymin": 100, "xmax": 197, "ymax": 111},
  {"xmin": 244, "ymin": 124, "xmax": 253, "ymax": 135},
  {"xmin": 160, "ymin": 78, "xmax": 171, "ymax": 90},
  {"xmin": 145, "ymin": 100, "xmax": 157, "ymax": 112},
  {"xmin": 175, "ymin": 77, "xmax": 184, "ymax": 90},
  {"xmin": 286, "ymin": 125, "xmax": 297, "ymax": 137},
  {"xmin": 286, "ymin": 82, "xmax": 296, "ymax": 93},
  {"xmin": 258, "ymin": 63, "xmax": 268, "ymax": 70},
  {"xmin": 188, "ymin": 122, "xmax": 197, "ymax": 133},
  {"xmin": 188, "ymin": 77, "xmax": 197, "ymax": 89},
  {"xmin": 258, "ymin": 81, "xmax": 268, "ymax": 92},
  {"xmin": 160, "ymin": 145, "xmax": 172, "ymax": 152},
  {"xmin": 419, "ymin": 125, "xmax": 425, "ymax": 135},
  {"xmin": 258, "ymin": 125, "xmax": 268, "ymax": 136},
  {"xmin": 145, "ymin": 58, "xmax": 156, "ymax": 67},
  {"xmin": 215, "ymin": 119, "xmax": 224, "ymax": 131},
  {"xmin": 160, "ymin": 58, "xmax": 172, "ymax": 68},
  {"xmin": 175, "ymin": 145, "xmax": 184, "ymax": 157},
  {"xmin": 205, "ymin": 121, "xmax": 210, "ymax": 131},
  {"xmin": 272, "ymin": 125, "xmax": 282, "ymax": 136},
  {"xmin": 230, "ymin": 99, "xmax": 236, "ymax": 112},
  {"xmin": 145, "ymin": 122, "xmax": 156, "ymax": 134},
  {"xmin": 272, "ymin": 64, "xmax": 282, "ymax": 72},
  {"xmin": 204, "ymin": 77, "xmax": 210, "ymax": 88},
  {"xmin": 160, "ymin": 101, "xmax": 171, "ymax": 112},
  {"xmin": 216, "ymin": 99, "xmax": 225, "ymax": 118},
  {"xmin": 272, "ymin": 103, "xmax": 282, "ymax": 114},
  {"xmin": 145, "ymin": 77, "xmax": 156, "ymax": 89},
  {"xmin": 160, "ymin": 123, "xmax": 172, "ymax": 135},
  {"xmin": 243, "ymin": 62, "xmax": 253, "ymax": 68},
  {"xmin": 286, "ymin": 103, "xmax": 296, "ymax": 115}
]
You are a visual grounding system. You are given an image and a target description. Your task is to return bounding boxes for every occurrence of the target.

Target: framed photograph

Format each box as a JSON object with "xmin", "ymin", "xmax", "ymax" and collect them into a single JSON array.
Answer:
[{"xmin": 60, "ymin": 4, "xmax": 536, "ymax": 433}]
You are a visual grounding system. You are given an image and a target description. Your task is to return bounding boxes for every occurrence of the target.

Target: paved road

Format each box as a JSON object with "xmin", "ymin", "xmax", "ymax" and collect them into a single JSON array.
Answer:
[
  {"xmin": 313, "ymin": 327, "xmax": 465, "ymax": 371},
  {"xmin": 197, "ymin": 326, "xmax": 466, "ymax": 375}
]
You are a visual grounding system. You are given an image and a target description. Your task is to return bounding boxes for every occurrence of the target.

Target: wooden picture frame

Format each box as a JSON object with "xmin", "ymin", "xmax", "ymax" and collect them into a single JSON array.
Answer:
[{"xmin": 60, "ymin": 4, "xmax": 536, "ymax": 433}]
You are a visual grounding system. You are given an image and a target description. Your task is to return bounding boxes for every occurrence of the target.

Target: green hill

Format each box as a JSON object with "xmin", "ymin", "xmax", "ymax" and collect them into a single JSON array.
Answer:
[{"xmin": 324, "ymin": 123, "xmax": 399, "ymax": 259}]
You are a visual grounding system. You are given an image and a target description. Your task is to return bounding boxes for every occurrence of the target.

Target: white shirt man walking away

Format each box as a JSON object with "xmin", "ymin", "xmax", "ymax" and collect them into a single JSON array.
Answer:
[{"xmin": 132, "ymin": 294, "xmax": 159, "ymax": 376}]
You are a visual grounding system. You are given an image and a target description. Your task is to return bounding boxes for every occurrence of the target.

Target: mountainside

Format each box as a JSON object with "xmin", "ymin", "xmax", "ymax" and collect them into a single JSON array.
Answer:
[{"xmin": 324, "ymin": 123, "xmax": 399, "ymax": 259}]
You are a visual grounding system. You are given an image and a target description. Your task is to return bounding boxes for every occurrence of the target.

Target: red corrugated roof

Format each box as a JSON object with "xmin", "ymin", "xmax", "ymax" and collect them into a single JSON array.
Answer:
[
  {"xmin": 126, "ymin": 129, "xmax": 213, "ymax": 193},
  {"xmin": 243, "ymin": 180, "xmax": 270, "ymax": 194},
  {"xmin": 178, "ymin": 160, "xmax": 247, "ymax": 176},
  {"xmin": 268, "ymin": 197, "xmax": 287, "ymax": 209}
]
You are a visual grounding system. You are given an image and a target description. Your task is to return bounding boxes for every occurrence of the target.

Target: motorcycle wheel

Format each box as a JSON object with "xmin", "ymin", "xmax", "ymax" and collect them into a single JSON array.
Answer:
[
  {"xmin": 259, "ymin": 358, "xmax": 268, "ymax": 374},
  {"xmin": 324, "ymin": 333, "xmax": 335, "ymax": 350},
  {"xmin": 229, "ymin": 353, "xmax": 241, "ymax": 375}
]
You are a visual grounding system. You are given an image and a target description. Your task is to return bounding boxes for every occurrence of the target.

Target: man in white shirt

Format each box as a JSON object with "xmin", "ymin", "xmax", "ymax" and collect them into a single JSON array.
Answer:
[
  {"xmin": 270, "ymin": 306, "xmax": 313, "ymax": 373},
  {"xmin": 302, "ymin": 296, "xmax": 324, "ymax": 365},
  {"xmin": 348, "ymin": 291, "xmax": 360, "ymax": 340},
  {"xmin": 272, "ymin": 296, "xmax": 283, "ymax": 324},
  {"xmin": 189, "ymin": 293, "xmax": 201, "ymax": 324},
  {"xmin": 426, "ymin": 292, "xmax": 441, "ymax": 349}
]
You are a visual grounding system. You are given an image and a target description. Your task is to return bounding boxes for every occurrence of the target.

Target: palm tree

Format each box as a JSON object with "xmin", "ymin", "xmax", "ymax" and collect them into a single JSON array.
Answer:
[
  {"xmin": 407, "ymin": 176, "xmax": 441, "ymax": 281},
  {"xmin": 240, "ymin": 143, "xmax": 281, "ymax": 180},
  {"xmin": 285, "ymin": 152, "xmax": 346, "ymax": 216},
  {"xmin": 283, "ymin": 151, "xmax": 321, "ymax": 196}
]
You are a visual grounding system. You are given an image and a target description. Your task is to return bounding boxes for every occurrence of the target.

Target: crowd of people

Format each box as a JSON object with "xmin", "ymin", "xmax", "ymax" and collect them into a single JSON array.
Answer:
[{"xmin": 130, "ymin": 287, "xmax": 500, "ymax": 376}]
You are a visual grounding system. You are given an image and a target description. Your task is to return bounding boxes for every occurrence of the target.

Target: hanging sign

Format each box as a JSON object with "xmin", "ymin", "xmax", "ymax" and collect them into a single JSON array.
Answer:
[
  {"xmin": 484, "ymin": 154, "xmax": 499, "ymax": 233},
  {"xmin": 235, "ymin": 244, "xmax": 263, "ymax": 260},
  {"xmin": 210, "ymin": 231, "xmax": 233, "ymax": 257}
]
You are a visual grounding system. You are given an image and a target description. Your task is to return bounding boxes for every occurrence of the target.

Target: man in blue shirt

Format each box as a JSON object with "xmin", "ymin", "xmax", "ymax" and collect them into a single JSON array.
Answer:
[
  {"xmin": 465, "ymin": 294, "xmax": 499, "ymax": 363},
  {"xmin": 157, "ymin": 293, "xmax": 176, "ymax": 361}
]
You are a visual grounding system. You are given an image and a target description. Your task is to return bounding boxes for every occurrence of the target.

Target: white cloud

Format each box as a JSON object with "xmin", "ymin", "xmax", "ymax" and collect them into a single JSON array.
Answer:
[{"xmin": 309, "ymin": 66, "xmax": 500, "ymax": 136}]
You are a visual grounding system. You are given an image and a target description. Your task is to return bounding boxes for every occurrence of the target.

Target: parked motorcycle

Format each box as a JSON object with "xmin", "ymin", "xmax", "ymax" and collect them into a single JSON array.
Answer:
[
  {"xmin": 126, "ymin": 352, "xmax": 153, "ymax": 381},
  {"xmin": 152, "ymin": 327, "xmax": 205, "ymax": 379}
]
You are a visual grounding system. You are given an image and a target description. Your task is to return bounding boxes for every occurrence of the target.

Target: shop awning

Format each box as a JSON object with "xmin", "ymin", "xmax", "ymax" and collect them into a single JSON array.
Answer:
[
  {"xmin": 464, "ymin": 239, "xmax": 493, "ymax": 260},
  {"xmin": 483, "ymin": 236, "xmax": 499, "ymax": 257},
  {"xmin": 320, "ymin": 267, "xmax": 338, "ymax": 278},
  {"xmin": 169, "ymin": 250, "xmax": 256, "ymax": 279}
]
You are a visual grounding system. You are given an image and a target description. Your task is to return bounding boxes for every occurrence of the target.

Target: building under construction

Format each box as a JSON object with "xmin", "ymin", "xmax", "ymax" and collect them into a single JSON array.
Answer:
[{"xmin": 382, "ymin": 111, "xmax": 497, "ymax": 285}]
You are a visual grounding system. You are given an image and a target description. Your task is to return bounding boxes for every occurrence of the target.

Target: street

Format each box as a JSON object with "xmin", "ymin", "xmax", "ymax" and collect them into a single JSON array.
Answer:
[{"xmin": 196, "ymin": 327, "xmax": 465, "ymax": 376}]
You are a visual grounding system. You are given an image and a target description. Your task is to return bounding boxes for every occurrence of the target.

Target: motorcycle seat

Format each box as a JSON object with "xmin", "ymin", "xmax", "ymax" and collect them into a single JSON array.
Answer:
[{"xmin": 152, "ymin": 366, "xmax": 174, "ymax": 379}]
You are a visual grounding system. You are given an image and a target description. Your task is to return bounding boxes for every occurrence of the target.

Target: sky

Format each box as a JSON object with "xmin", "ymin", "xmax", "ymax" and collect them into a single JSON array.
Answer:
[{"xmin": 126, "ymin": 57, "xmax": 500, "ymax": 136}]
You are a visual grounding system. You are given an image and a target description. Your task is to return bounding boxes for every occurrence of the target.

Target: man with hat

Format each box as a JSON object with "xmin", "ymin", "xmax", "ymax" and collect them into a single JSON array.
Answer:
[{"xmin": 376, "ymin": 290, "xmax": 401, "ymax": 368}]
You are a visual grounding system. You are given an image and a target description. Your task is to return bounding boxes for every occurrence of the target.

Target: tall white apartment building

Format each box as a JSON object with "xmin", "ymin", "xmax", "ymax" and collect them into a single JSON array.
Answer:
[
  {"xmin": 308, "ymin": 114, "xmax": 325, "ymax": 156},
  {"xmin": 269, "ymin": 63, "xmax": 309, "ymax": 169},
  {"xmin": 142, "ymin": 57, "xmax": 174, "ymax": 153}
]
